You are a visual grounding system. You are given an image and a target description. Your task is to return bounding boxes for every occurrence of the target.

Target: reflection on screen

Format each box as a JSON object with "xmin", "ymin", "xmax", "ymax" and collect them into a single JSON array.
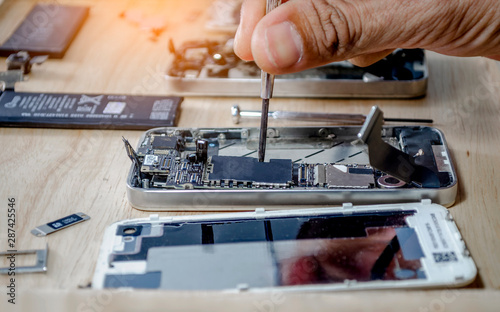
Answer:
[
  {"xmin": 277, "ymin": 227, "xmax": 424, "ymax": 285},
  {"xmin": 107, "ymin": 210, "xmax": 426, "ymax": 290}
]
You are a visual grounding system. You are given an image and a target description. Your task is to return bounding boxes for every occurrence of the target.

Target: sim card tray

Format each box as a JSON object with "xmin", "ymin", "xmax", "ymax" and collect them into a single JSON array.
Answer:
[
  {"xmin": 357, "ymin": 106, "xmax": 440, "ymax": 187},
  {"xmin": 0, "ymin": 245, "xmax": 48, "ymax": 274}
]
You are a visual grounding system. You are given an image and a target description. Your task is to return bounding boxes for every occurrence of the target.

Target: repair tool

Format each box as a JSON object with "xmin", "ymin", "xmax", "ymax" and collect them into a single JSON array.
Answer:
[{"xmin": 258, "ymin": 0, "xmax": 282, "ymax": 162}]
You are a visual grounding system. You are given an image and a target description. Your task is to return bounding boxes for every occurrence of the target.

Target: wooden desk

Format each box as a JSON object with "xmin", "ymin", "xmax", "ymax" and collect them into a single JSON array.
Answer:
[{"xmin": 1, "ymin": 0, "xmax": 499, "ymax": 311}]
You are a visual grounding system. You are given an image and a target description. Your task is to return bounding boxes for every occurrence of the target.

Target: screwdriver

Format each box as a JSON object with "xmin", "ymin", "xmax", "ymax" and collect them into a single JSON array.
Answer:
[{"xmin": 258, "ymin": 0, "xmax": 282, "ymax": 162}]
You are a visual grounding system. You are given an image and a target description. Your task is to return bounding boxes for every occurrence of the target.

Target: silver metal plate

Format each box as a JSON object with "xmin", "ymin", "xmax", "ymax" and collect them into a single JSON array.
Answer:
[{"xmin": 165, "ymin": 75, "xmax": 428, "ymax": 98}]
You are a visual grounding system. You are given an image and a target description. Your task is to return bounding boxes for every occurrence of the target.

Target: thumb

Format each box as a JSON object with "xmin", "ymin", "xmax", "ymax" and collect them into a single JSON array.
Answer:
[{"xmin": 248, "ymin": 0, "xmax": 429, "ymax": 74}]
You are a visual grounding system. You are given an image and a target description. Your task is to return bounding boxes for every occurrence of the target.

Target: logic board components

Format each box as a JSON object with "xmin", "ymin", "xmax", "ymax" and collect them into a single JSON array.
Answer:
[
  {"xmin": 125, "ymin": 132, "xmax": 383, "ymax": 191},
  {"xmin": 324, "ymin": 165, "xmax": 375, "ymax": 189},
  {"xmin": 124, "ymin": 128, "xmax": 453, "ymax": 191},
  {"xmin": 123, "ymin": 118, "xmax": 457, "ymax": 208}
]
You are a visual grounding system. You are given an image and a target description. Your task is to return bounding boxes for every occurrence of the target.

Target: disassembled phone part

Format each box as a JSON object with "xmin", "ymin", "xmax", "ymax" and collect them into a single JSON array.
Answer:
[
  {"xmin": 92, "ymin": 201, "xmax": 476, "ymax": 291},
  {"xmin": 6, "ymin": 51, "xmax": 48, "ymax": 74},
  {"xmin": 166, "ymin": 39, "xmax": 427, "ymax": 98},
  {"xmin": 0, "ymin": 91, "xmax": 182, "ymax": 130},
  {"xmin": 231, "ymin": 105, "xmax": 434, "ymax": 125},
  {"xmin": 123, "ymin": 107, "xmax": 456, "ymax": 210},
  {"xmin": 0, "ymin": 4, "xmax": 89, "ymax": 58},
  {"xmin": 0, "ymin": 70, "xmax": 23, "ymax": 92},
  {"xmin": 0, "ymin": 245, "xmax": 48, "ymax": 274},
  {"xmin": 358, "ymin": 106, "xmax": 439, "ymax": 187},
  {"xmin": 31, "ymin": 212, "xmax": 90, "ymax": 237},
  {"xmin": 0, "ymin": 52, "xmax": 45, "ymax": 94}
]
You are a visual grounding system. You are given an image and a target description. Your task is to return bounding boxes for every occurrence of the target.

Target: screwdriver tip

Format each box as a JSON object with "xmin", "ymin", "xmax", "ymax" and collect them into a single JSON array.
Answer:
[{"xmin": 258, "ymin": 98, "xmax": 270, "ymax": 162}]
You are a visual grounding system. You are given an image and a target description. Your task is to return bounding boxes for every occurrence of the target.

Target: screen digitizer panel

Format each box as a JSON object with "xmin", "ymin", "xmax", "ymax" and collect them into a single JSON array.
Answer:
[{"xmin": 102, "ymin": 210, "xmax": 426, "ymax": 290}]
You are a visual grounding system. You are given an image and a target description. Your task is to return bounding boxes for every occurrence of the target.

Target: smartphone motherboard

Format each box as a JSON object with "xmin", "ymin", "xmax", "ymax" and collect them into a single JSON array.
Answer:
[{"xmin": 124, "ymin": 125, "xmax": 457, "ymax": 210}]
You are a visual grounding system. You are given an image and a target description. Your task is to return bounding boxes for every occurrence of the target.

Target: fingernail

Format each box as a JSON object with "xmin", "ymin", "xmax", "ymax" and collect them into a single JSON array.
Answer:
[{"xmin": 265, "ymin": 22, "xmax": 303, "ymax": 68}]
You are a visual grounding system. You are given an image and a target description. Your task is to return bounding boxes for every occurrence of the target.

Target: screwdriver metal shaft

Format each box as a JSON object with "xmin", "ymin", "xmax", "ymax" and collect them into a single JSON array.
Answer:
[{"xmin": 258, "ymin": 0, "xmax": 282, "ymax": 162}]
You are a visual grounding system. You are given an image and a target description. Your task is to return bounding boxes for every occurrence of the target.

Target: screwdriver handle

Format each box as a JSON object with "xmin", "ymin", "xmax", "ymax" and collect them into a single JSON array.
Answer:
[{"xmin": 260, "ymin": 0, "xmax": 281, "ymax": 99}]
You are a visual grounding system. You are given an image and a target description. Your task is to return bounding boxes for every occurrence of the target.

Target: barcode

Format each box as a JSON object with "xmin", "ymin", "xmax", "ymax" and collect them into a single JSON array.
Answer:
[{"xmin": 433, "ymin": 252, "xmax": 458, "ymax": 263}]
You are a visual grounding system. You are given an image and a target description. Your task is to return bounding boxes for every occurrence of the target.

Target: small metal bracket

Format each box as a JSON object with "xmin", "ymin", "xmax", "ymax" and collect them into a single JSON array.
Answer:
[
  {"xmin": 6, "ymin": 51, "xmax": 48, "ymax": 74},
  {"xmin": 0, "ymin": 245, "xmax": 48, "ymax": 274},
  {"xmin": 31, "ymin": 213, "xmax": 90, "ymax": 237},
  {"xmin": 0, "ymin": 51, "xmax": 47, "ymax": 93},
  {"xmin": 357, "ymin": 106, "xmax": 440, "ymax": 187},
  {"xmin": 0, "ymin": 70, "xmax": 24, "ymax": 91}
]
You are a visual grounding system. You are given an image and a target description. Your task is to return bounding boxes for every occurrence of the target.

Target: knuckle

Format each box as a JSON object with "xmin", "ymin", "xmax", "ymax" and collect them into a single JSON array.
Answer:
[{"xmin": 305, "ymin": 0, "xmax": 361, "ymax": 61}]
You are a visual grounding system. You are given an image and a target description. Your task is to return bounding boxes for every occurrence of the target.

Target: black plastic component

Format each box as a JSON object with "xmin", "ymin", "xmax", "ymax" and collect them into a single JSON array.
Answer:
[
  {"xmin": 187, "ymin": 153, "xmax": 197, "ymax": 162},
  {"xmin": 349, "ymin": 167, "xmax": 374, "ymax": 175},
  {"xmin": 196, "ymin": 139, "xmax": 208, "ymax": 161}
]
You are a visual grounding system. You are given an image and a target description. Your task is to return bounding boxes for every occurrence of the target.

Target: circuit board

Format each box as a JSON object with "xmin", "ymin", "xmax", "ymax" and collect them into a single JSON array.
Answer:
[{"xmin": 124, "ymin": 126, "xmax": 454, "ymax": 194}]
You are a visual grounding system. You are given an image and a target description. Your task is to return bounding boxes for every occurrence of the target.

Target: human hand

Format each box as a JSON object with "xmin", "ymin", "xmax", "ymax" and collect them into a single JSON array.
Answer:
[{"xmin": 234, "ymin": 0, "xmax": 500, "ymax": 75}]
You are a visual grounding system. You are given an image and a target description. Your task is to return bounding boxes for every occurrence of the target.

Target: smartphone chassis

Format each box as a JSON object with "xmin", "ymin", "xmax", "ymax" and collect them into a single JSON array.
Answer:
[
  {"xmin": 166, "ymin": 42, "xmax": 428, "ymax": 98},
  {"xmin": 125, "ymin": 125, "xmax": 457, "ymax": 210}
]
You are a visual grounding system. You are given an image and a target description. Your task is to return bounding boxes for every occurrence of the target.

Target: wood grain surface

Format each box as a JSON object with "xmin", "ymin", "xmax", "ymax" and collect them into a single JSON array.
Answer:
[{"xmin": 0, "ymin": 0, "xmax": 499, "ymax": 311}]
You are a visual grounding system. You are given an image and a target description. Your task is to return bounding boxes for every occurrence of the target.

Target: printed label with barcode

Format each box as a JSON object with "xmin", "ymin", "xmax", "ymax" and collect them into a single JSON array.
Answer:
[
  {"xmin": 0, "ymin": 91, "xmax": 182, "ymax": 130},
  {"xmin": 433, "ymin": 252, "xmax": 458, "ymax": 263}
]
